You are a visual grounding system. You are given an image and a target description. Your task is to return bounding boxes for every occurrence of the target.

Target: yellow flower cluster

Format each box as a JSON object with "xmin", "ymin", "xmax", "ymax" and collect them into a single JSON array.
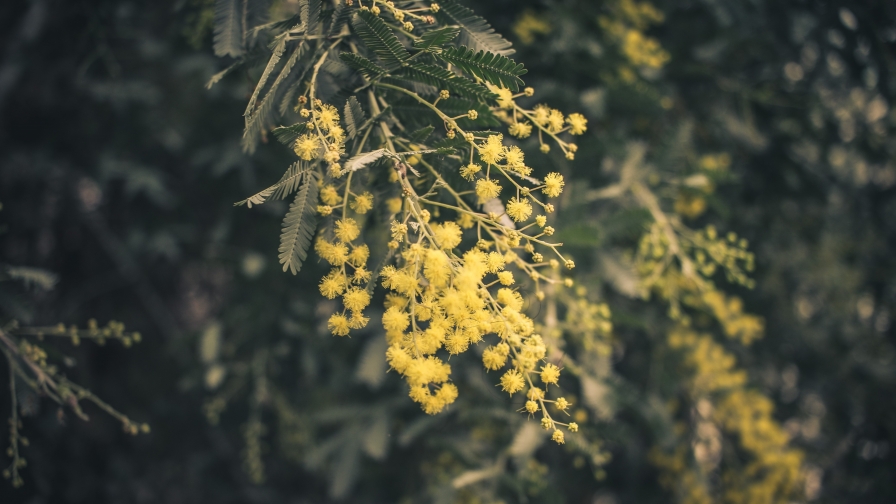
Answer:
[
  {"xmin": 654, "ymin": 329, "xmax": 803, "ymax": 504},
  {"xmin": 598, "ymin": 0, "xmax": 670, "ymax": 72},
  {"xmin": 487, "ymin": 84, "xmax": 585, "ymax": 159},
  {"xmin": 285, "ymin": 70, "xmax": 589, "ymax": 442},
  {"xmin": 294, "ymin": 101, "xmax": 346, "ymax": 173}
]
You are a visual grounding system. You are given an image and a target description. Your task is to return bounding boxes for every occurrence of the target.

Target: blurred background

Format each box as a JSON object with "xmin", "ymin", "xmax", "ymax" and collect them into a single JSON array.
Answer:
[{"xmin": 0, "ymin": 0, "xmax": 894, "ymax": 502}]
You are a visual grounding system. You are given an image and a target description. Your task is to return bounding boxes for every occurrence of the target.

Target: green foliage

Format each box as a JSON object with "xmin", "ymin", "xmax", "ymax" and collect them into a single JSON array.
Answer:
[
  {"xmin": 278, "ymin": 172, "xmax": 318, "ymax": 274},
  {"xmin": 352, "ymin": 10, "xmax": 409, "ymax": 70},
  {"xmin": 213, "ymin": 0, "xmax": 245, "ymax": 57},
  {"xmin": 437, "ymin": 45, "xmax": 527, "ymax": 91},
  {"xmin": 343, "ymin": 96, "xmax": 366, "ymax": 139},
  {"xmin": 396, "ymin": 62, "xmax": 497, "ymax": 100},
  {"xmin": 412, "ymin": 26, "xmax": 460, "ymax": 51},
  {"xmin": 434, "ymin": 0, "xmax": 514, "ymax": 55},
  {"xmin": 235, "ymin": 161, "xmax": 309, "ymax": 207}
]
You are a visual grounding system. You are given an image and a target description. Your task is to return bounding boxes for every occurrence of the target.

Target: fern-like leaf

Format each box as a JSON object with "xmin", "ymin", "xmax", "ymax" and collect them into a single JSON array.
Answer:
[
  {"xmin": 328, "ymin": 1, "xmax": 353, "ymax": 36},
  {"xmin": 434, "ymin": 0, "xmax": 514, "ymax": 56},
  {"xmin": 270, "ymin": 123, "xmax": 313, "ymax": 146},
  {"xmin": 206, "ymin": 59, "xmax": 244, "ymax": 89},
  {"xmin": 213, "ymin": 0, "xmax": 245, "ymax": 57},
  {"xmin": 242, "ymin": 42, "xmax": 307, "ymax": 153},
  {"xmin": 412, "ymin": 26, "xmax": 460, "ymax": 51},
  {"xmin": 408, "ymin": 125, "xmax": 435, "ymax": 143},
  {"xmin": 339, "ymin": 52, "xmax": 388, "ymax": 78},
  {"xmin": 344, "ymin": 149, "xmax": 388, "ymax": 172},
  {"xmin": 279, "ymin": 173, "xmax": 319, "ymax": 275},
  {"xmin": 244, "ymin": 37, "xmax": 287, "ymax": 116},
  {"xmin": 299, "ymin": 0, "xmax": 322, "ymax": 35},
  {"xmin": 396, "ymin": 63, "xmax": 495, "ymax": 100},
  {"xmin": 352, "ymin": 10, "xmax": 409, "ymax": 71},
  {"xmin": 235, "ymin": 162, "xmax": 309, "ymax": 207},
  {"xmin": 344, "ymin": 96, "xmax": 366, "ymax": 139},
  {"xmin": 437, "ymin": 45, "xmax": 526, "ymax": 91}
]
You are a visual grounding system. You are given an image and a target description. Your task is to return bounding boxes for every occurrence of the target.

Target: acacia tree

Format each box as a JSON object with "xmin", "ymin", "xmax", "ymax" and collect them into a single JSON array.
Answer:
[{"xmin": 203, "ymin": 0, "xmax": 804, "ymax": 502}]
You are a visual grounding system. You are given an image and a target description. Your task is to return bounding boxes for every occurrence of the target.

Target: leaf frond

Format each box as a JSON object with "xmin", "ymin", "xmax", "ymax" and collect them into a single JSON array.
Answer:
[
  {"xmin": 412, "ymin": 26, "xmax": 460, "ymax": 51},
  {"xmin": 434, "ymin": 0, "xmax": 514, "ymax": 56},
  {"xmin": 352, "ymin": 10, "xmax": 409, "ymax": 71},
  {"xmin": 344, "ymin": 96, "xmax": 367, "ymax": 139},
  {"xmin": 396, "ymin": 62, "xmax": 496, "ymax": 101},
  {"xmin": 278, "ymin": 173, "xmax": 319, "ymax": 275},
  {"xmin": 235, "ymin": 162, "xmax": 310, "ymax": 207},
  {"xmin": 437, "ymin": 45, "xmax": 526, "ymax": 91},
  {"xmin": 213, "ymin": 0, "xmax": 245, "ymax": 57},
  {"xmin": 339, "ymin": 52, "xmax": 388, "ymax": 78}
]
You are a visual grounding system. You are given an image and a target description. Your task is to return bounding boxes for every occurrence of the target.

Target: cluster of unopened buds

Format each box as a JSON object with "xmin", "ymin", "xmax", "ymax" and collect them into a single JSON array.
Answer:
[{"xmin": 358, "ymin": 0, "xmax": 439, "ymax": 30}]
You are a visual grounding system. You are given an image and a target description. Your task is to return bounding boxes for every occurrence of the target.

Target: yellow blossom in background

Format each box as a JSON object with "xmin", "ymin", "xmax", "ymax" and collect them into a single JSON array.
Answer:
[
  {"xmin": 546, "ymin": 109, "xmax": 565, "ymax": 133},
  {"xmin": 512, "ymin": 9, "xmax": 552, "ymax": 45},
  {"xmin": 327, "ymin": 313, "xmax": 351, "ymax": 337},
  {"xmin": 320, "ymin": 185, "xmax": 341, "ymax": 205},
  {"xmin": 350, "ymin": 192, "xmax": 374, "ymax": 214},
  {"xmin": 509, "ymin": 121, "xmax": 533, "ymax": 138},
  {"xmin": 334, "ymin": 218, "xmax": 360, "ymax": 242},
  {"xmin": 567, "ymin": 113, "xmax": 588, "ymax": 135}
]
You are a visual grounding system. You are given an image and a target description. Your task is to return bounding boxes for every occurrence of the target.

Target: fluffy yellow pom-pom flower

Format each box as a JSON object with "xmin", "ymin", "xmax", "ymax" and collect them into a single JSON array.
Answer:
[
  {"xmin": 328, "ymin": 313, "xmax": 351, "ymax": 337},
  {"xmin": 566, "ymin": 113, "xmax": 588, "ymax": 135},
  {"xmin": 540, "ymin": 363, "xmax": 561, "ymax": 385},
  {"xmin": 506, "ymin": 197, "xmax": 533, "ymax": 222},
  {"xmin": 382, "ymin": 306, "xmax": 410, "ymax": 333},
  {"xmin": 342, "ymin": 288, "xmax": 370, "ymax": 313},
  {"xmin": 350, "ymin": 192, "xmax": 374, "ymax": 214},
  {"xmin": 334, "ymin": 218, "xmax": 360, "ymax": 243},
  {"xmin": 508, "ymin": 121, "xmax": 533, "ymax": 138},
  {"xmin": 476, "ymin": 178, "xmax": 502, "ymax": 202},
  {"xmin": 319, "ymin": 270, "xmax": 347, "ymax": 299},
  {"xmin": 478, "ymin": 134, "xmax": 505, "ymax": 165},
  {"xmin": 293, "ymin": 133, "xmax": 320, "ymax": 160},
  {"xmin": 542, "ymin": 172, "xmax": 565, "ymax": 198},
  {"xmin": 482, "ymin": 346, "xmax": 508, "ymax": 370},
  {"xmin": 499, "ymin": 369, "xmax": 525, "ymax": 395}
]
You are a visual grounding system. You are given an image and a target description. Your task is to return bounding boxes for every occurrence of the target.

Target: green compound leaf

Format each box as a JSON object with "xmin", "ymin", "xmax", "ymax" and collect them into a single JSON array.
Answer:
[
  {"xmin": 434, "ymin": 0, "xmax": 514, "ymax": 56},
  {"xmin": 408, "ymin": 125, "xmax": 435, "ymax": 143},
  {"xmin": 213, "ymin": 0, "xmax": 244, "ymax": 57},
  {"xmin": 437, "ymin": 45, "xmax": 526, "ymax": 91},
  {"xmin": 299, "ymin": 0, "xmax": 322, "ymax": 35},
  {"xmin": 343, "ymin": 96, "xmax": 367, "ymax": 139},
  {"xmin": 244, "ymin": 37, "xmax": 287, "ymax": 117},
  {"xmin": 344, "ymin": 149, "xmax": 387, "ymax": 173},
  {"xmin": 352, "ymin": 10, "xmax": 409, "ymax": 71},
  {"xmin": 235, "ymin": 162, "xmax": 309, "ymax": 208},
  {"xmin": 270, "ymin": 122, "xmax": 313, "ymax": 146},
  {"xmin": 279, "ymin": 172, "xmax": 319, "ymax": 275},
  {"xmin": 412, "ymin": 26, "xmax": 460, "ymax": 51},
  {"xmin": 395, "ymin": 63, "xmax": 496, "ymax": 101},
  {"xmin": 206, "ymin": 59, "xmax": 244, "ymax": 89},
  {"xmin": 339, "ymin": 52, "xmax": 388, "ymax": 78}
]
